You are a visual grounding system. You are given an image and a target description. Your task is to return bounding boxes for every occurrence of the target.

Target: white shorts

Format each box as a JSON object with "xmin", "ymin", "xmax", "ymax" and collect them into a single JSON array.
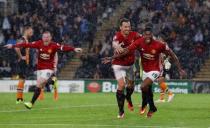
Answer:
[
  {"xmin": 112, "ymin": 65, "xmax": 134, "ymax": 81},
  {"xmin": 142, "ymin": 71, "xmax": 160, "ymax": 82},
  {"xmin": 37, "ymin": 69, "xmax": 54, "ymax": 81}
]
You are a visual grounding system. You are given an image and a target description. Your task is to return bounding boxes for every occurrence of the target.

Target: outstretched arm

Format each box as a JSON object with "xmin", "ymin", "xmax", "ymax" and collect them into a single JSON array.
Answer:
[
  {"xmin": 102, "ymin": 38, "xmax": 141, "ymax": 64},
  {"xmin": 166, "ymin": 49, "xmax": 186, "ymax": 78},
  {"xmin": 56, "ymin": 44, "xmax": 82, "ymax": 53},
  {"xmin": 101, "ymin": 48, "xmax": 129, "ymax": 64},
  {"xmin": 5, "ymin": 41, "xmax": 40, "ymax": 49}
]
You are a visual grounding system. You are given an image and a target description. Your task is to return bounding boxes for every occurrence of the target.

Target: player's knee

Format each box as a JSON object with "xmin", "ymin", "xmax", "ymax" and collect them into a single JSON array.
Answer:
[
  {"xmin": 127, "ymin": 80, "xmax": 134, "ymax": 88},
  {"xmin": 117, "ymin": 78, "xmax": 126, "ymax": 90},
  {"xmin": 34, "ymin": 87, "xmax": 41, "ymax": 96},
  {"xmin": 37, "ymin": 78, "xmax": 47, "ymax": 88},
  {"xmin": 158, "ymin": 77, "xmax": 165, "ymax": 83},
  {"xmin": 141, "ymin": 84, "xmax": 149, "ymax": 92}
]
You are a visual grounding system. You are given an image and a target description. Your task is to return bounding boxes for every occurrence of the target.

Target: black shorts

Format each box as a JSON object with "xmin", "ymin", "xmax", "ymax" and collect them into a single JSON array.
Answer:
[
  {"xmin": 16, "ymin": 60, "xmax": 29, "ymax": 79},
  {"xmin": 161, "ymin": 69, "xmax": 170, "ymax": 78}
]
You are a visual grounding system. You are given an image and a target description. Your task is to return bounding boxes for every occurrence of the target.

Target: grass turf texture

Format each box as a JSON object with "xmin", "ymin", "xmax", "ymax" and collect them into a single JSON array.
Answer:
[{"xmin": 0, "ymin": 93, "xmax": 209, "ymax": 128}]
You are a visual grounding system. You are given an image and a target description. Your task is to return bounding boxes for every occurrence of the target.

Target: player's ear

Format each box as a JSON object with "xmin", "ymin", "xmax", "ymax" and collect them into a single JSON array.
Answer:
[{"xmin": 119, "ymin": 26, "xmax": 122, "ymax": 30}]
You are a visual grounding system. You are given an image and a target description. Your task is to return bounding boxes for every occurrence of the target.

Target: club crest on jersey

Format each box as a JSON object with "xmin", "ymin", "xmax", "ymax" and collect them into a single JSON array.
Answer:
[{"xmin": 151, "ymin": 49, "xmax": 156, "ymax": 54}]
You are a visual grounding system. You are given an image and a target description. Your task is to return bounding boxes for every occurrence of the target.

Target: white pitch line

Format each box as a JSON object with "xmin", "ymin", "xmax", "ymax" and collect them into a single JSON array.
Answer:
[
  {"xmin": 0, "ymin": 104, "xmax": 116, "ymax": 113},
  {"xmin": 0, "ymin": 123, "xmax": 188, "ymax": 128}
]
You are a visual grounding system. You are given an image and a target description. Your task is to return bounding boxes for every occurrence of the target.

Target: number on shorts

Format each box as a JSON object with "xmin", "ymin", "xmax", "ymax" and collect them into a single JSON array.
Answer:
[
  {"xmin": 152, "ymin": 73, "xmax": 158, "ymax": 79},
  {"xmin": 46, "ymin": 72, "xmax": 51, "ymax": 77}
]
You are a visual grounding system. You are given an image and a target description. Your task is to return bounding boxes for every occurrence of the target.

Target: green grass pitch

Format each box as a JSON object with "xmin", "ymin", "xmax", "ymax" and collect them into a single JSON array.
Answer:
[{"xmin": 0, "ymin": 93, "xmax": 209, "ymax": 128}]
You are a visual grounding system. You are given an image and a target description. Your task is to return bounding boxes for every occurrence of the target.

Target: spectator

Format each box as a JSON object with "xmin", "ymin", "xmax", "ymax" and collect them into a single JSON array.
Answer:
[
  {"xmin": 2, "ymin": 16, "xmax": 11, "ymax": 31},
  {"xmin": 194, "ymin": 29, "xmax": 204, "ymax": 43},
  {"xmin": 0, "ymin": 31, "xmax": 5, "ymax": 45},
  {"xmin": 6, "ymin": 34, "xmax": 16, "ymax": 45}
]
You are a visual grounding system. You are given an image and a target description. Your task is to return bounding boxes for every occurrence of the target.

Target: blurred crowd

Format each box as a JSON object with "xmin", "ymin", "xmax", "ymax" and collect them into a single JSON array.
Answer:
[
  {"xmin": 0, "ymin": 0, "xmax": 121, "ymax": 79},
  {"xmin": 75, "ymin": 0, "xmax": 210, "ymax": 79}
]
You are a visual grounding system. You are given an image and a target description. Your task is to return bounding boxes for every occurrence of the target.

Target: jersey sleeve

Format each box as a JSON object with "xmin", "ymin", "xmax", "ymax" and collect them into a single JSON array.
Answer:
[
  {"xmin": 134, "ymin": 32, "xmax": 142, "ymax": 41},
  {"xmin": 112, "ymin": 34, "xmax": 120, "ymax": 48},
  {"xmin": 13, "ymin": 41, "xmax": 40, "ymax": 49},
  {"xmin": 54, "ymin": 43, "xmax": 75, "ymax": 52},
  {"xmin": 128, "ymin": 38, "xmax": 141, "ymax": 51},
  {"xmin": 160, "ymin": 41, "xmax": 170, "ymax": 54}
]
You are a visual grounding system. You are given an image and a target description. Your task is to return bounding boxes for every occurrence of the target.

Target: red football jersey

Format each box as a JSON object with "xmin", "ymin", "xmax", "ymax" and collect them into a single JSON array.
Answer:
[
  {"xmin": 128, "ymin": 37, "xmax": 170, "ymax": 72},
  {"xmin": 14, "ymin": 40, "xmax": 75, "ymax": 70},
  {"xmin": 112, "ymin": 31, "xmax": 140, "ymax": 66}
]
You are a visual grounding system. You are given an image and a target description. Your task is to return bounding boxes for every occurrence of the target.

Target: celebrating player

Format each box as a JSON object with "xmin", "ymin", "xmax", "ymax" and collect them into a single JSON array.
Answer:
[
  {"xmin": 102, "ymin": 24, "xmax": 186, "ymax": 118},
  {"xmin": 109, "ymin": 18, "xmax": 141, "ymax": 119},
  {"xmin": 15, "ymin": 25, "xmax": 33, "ymax": 104},
  {"xmin": 5, "ymin": 31, "xmax": 82, "ymax": 109},
  {"xmin": 38, "ymin": 52, "xmax": 59, "ymax": 101}
]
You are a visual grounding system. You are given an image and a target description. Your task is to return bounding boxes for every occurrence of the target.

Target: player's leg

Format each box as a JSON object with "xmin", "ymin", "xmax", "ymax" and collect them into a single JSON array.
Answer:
[
  {"xmin": 38, "ymin": 88, "xmax": 44, "ymax": 100},
  {"xmin": 16, "ymin": 76, "xmax": 25, "ymax": 104},
  {"xmin": 45, "ymin": 74, "xmax": 58, "ymax": 100},
  {"xmin": 139, "ymin": 71, "xmax": 147, "ymax": 115},
  {"xmin": 116, "ymin": 78, "xmax": 126, "ymax": 118},
  {"xmin": 125, "ymin": 66, "xmax": 135, "ymax": 111},
  {"xmin": 51, "ymin": 74, "xmax": 58, "ymax": 100},
  {"xmin": 24, "ymin": 70, "xmax": 53, "ymax": 109},
  {"xmin": 158, "ymin": 76, "xmax": 174, "ymax": 102},
  {"xmin": 45, "ymin": 81, "xmax": 51, "ymax": 92},
  {"xmin": 146, "ymin": 82, "xmax": 157, "ymax": 118},
  {"xmin": 141, "ymin": 71, "xmax": 159, "ymax": 118},
  {"xmin": 16, "ymin": 60, "xmax": 27, "ymax": 104},
  {"xmin": 156, "ymin": 77, "xmax": 166, "ymax": 103},
  {"xmin": 112, "ymin": 65, "xmax": 127, "ymax": 118},
  {"xmin": 24, "ymin": 78, "xmax": 45, "ymax": 109}
]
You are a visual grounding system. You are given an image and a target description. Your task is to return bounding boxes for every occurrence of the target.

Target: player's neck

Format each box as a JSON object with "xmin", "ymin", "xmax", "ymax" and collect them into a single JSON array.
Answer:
[
  {"xmin": 121, "ymin": 32, "xmax": 128, "ymax": 38},
  {"xmin": 43, "ymin": 41, "xmax": 49, "ymax": 46}
]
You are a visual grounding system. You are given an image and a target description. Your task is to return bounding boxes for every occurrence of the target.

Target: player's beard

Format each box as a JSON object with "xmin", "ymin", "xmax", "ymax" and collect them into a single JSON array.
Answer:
[
  {"xmin": 123, "ymin": 30, "xmax": 130, "ymax": 36},
  {"xmin": 43, "ymin": 41, "xmax": 50, "ymax": 46},
  {"xmin": 145, "ymin": 38, "xmax": 151, "ymax": 44}
]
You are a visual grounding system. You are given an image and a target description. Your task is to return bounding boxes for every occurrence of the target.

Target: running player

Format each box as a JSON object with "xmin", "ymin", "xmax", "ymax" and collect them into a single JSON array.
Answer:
[
  {"xmin": 156, "ymin": 53, "xmax": 175, "ymax": 103},
  {"xmin": 102, "ymin": 24, "xmax": 186, "ymax": 118},
  {"xmin": 38, "ymin": 52, "xmax": 59, "ymax": 101},
  {"xmin": 5, "ymin": 31, "xmax": 82, "ymax": 109},
  {"xmin": 109, "ymin": 18, "xmax": 141, "ymax": 119},
  {"xmin": 15, "ymin": 25, "xmax": 33, "ymax": 104},
  {"xmin": 155, "ymin": 37, "xmax": 174, "ymax": 103}
]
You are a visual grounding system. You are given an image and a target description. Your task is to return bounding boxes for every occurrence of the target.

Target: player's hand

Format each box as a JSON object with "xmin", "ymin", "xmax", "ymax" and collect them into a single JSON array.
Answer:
[
  {"xmin": 101, "ymin": 57, "xmax": 112, "ymax": 64},
  {"xmin": 179, "ymin": 69, "xmax": 187, "ymax": 79},
  {"xmin": 4, "ymin": 44, "xmax": 13, "ymax": 49},
  {"xmin": 114, "ymin": 43, "xmax": 124, "ymax": 54},
  {"xmin": 74, "ymin": 48, "xmax": 82, "ymax": 53}
]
